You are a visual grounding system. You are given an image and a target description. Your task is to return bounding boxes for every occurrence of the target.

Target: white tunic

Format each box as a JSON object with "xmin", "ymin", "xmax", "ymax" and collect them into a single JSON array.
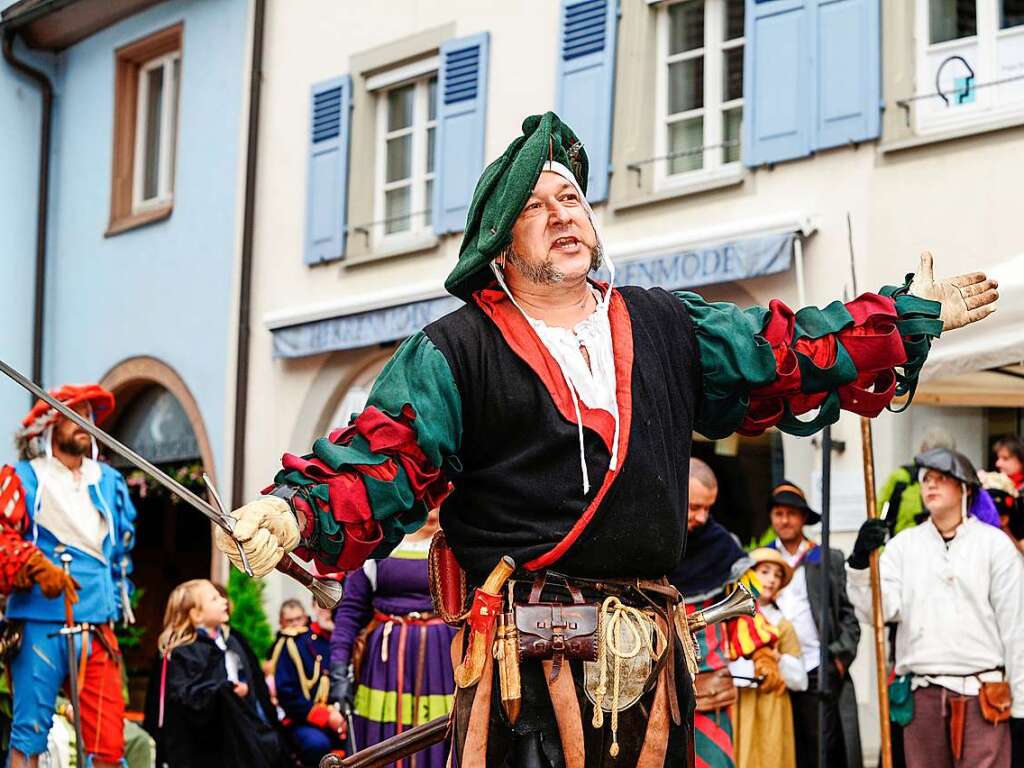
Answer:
[
  {"xmin": 846, "ymin": 516, "xmax": 1024, "ymax": 715},
  {"xmin": 30, "ymin": 456, "xmax": 109, "ymax": 562}
]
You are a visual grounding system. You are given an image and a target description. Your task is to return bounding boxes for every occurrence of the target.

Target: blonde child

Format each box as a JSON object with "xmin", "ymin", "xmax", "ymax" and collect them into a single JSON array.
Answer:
[{"xmin": 144, "ymin": 579, "xmax": 283, "ymax": 768}]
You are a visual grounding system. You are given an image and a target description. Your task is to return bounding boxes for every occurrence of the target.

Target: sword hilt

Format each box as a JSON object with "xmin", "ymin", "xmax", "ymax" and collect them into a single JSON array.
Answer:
[{"xmin": 275, "ymin": 555, "xmax": 345, "ymax": 609}]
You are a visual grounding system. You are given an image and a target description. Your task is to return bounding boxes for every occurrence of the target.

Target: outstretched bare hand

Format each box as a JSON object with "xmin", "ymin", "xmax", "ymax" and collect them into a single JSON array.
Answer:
[{"xmin": 908, "ymin": 251, "xmax": 998, "ymax": 332}]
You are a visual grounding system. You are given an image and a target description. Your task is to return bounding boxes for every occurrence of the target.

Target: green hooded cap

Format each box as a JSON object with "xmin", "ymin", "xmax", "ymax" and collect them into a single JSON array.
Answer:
[{"xmin": 444, "ymin": 112, "xmax": 590, "ymax": 300}]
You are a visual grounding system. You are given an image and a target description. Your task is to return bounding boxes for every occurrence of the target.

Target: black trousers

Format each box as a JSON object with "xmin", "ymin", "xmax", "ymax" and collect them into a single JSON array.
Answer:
[{"xmin": 790, "ymin": 667, "xmax": 848, "ymax": 768}]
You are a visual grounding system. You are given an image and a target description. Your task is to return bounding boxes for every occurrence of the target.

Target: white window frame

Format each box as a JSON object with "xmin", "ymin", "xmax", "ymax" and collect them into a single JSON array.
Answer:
[
  {"xmin": 914, "ymin": 0, "xmax": 1024, "ymax": 134},
  {"xmin": 654, "ymin": 0, "xmax": 744, "ymax": 191},
  {"xmin": 373, "ymin": 73, "xmax": 438, "ymax": 251},
  {"xmin": 132, "ymin": 51, "xmax": 180, "ymax": 214}
]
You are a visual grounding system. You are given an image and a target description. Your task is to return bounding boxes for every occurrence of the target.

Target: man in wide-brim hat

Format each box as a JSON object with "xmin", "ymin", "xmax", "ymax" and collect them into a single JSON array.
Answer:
[
  {"xmin": 766, "ymin": 480, "xmax": 863, "ymax": 768},
  {"xmin": 215, "ymin": 112, "xmax": 996, "ymax": 766}
]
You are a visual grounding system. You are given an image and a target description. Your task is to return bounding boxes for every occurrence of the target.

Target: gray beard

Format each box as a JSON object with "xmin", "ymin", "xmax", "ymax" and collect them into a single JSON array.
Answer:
[{"xmin": 504, "ymin": 243, "xmax": 603, "ymax": 287}]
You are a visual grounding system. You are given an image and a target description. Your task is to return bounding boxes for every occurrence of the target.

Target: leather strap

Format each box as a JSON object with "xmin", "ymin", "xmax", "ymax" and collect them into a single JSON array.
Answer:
[
  {"xmin": 528, "ymin": 572, "xmax": 588, "ymax": 605},
  {"xmin": 636, "ymin": 665, "xmax": 671, "ymax": 768},
  {"xmin": 461, "ymin": 623, "xmax": 497, "ymax": 767},
  {"xmin": 543, "ymin": 658, "xmax": 585, "ymax": 768}
]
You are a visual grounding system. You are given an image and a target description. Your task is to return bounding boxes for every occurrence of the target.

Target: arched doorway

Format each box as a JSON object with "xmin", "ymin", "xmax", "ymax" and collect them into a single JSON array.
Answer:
[{"xmin": 101, "ymin": 357, "xmax": 216, "ymax": 709}]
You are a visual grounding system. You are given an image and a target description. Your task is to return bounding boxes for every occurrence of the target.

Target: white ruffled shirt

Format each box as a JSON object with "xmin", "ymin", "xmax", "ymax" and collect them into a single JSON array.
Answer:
[{"xmin": 524, "ymin": 286, "xmax": 618, "ymax": 416}]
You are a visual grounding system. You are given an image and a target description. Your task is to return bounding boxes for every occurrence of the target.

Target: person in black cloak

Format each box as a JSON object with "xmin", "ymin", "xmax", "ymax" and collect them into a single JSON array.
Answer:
[{"xmin": 142, "ymin": 578, "xmax": 284, "ymax": 768}]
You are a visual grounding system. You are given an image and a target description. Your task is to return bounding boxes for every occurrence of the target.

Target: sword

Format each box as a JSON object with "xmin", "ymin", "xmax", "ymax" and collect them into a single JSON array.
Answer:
[
  {"xmin": 58, "ymin": 551, "xmax": 86, "ymax": 768},
  {"xmin": 0, "ymin": 357, "xmax": 343, "ymax": 609}
]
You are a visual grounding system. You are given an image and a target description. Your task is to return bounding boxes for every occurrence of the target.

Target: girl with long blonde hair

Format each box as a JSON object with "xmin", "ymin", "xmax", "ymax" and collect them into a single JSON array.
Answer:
[{"xmin": 144, "ymin": 578, "xmax": 284, "ymax": 768}]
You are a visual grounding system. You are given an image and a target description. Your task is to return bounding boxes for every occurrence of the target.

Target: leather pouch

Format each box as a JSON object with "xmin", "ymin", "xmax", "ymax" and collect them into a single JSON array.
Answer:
[
  {"xmin": 979, "ymin": 680, "xmax": 1012, "ymax": 725},
  {"xmin": 514, "ymin": 574, "xmax": 599, "ymax": 681},
  {"xmin": 428, "ymin": 530, "xmax": 467, "ymax": 626},
  {"xmin": 694, "ymin": 667, "xmax": 737, "ymax": 712}
]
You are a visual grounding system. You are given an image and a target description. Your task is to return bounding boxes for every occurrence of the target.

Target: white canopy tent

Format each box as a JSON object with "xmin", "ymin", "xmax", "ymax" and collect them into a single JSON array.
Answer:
[{"xmin": 921, "ymin": 253, "xmax": 1024, "ymax": 382}]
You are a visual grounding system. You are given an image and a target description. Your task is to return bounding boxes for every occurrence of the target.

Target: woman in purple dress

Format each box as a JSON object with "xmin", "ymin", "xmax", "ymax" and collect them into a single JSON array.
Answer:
[{"xmin": 330, "ymin": 509, "xmax": 456, "ymax": 767}]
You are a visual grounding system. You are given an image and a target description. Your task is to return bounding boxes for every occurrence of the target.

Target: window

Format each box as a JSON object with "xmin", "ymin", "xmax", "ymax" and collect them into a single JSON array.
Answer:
[
  {"xmin": 109, "ymin": 24, "xmax": 182, "ymax": 235},
  {"xmin": 656, "ymin": 0, "xmax": 744, "ymax": 185},
  {"xmin": 375, "ymin": 75, "xmax": 437, "ymax": 244},
  {"xmin": 916, "ymin": 0, "xmax": 1024, "ymax": 133}
]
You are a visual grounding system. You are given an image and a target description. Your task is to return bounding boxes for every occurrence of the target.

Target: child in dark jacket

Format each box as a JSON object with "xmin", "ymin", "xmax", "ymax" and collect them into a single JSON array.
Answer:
[{"xmin": 144, "ymin": 579, "xmax": 283, "ymax": 768}]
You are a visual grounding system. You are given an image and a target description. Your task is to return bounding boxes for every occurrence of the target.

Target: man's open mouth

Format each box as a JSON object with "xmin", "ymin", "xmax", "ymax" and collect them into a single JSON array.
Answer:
[{"xmin": 552, "ymin": 236, "xmax": 580, "ymax": 249}]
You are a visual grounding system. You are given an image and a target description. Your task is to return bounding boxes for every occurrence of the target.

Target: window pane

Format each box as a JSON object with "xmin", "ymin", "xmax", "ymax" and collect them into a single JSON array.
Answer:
[
  {"xmin": 724, "ymin": 0, "xmax": 745, "ymax": 40},
  {"xmin": 385, "ymin": 186, "xmax": 411, "ymax": 234},
  {"xmin": 668, "ymin": 1, "xmax": 704, "ymax": 55},
  {"xmin": 424, "ymin": 179, "xmax": 433, "ymax": 227},
  {"xmin": 1004, "ymin": 0, "xmax": 1024, "ymax": 28},
  {"xmin": 668, "ymin": 57, "xmax": 704, "ymax": 114},
  {"xmin": 723, "ymin": 107, "xmax": 742, "ymax": 163},
  {"xmin": 168, "ymin": 58, "xmax": 180, "ymax": 193},
  {"xmin": 427, "ymin": 77, "xmax": 438, "ymax": 121},
  {"xmin": 929, "ymin": 0, "xmax": 977, "ymax": 44},
  {"xmin": 387, "ymin": 84, "xmax": 414, "ymax": 131},
  {"xmin": 723, "ymin": 46, "xmax": 743, "ymax": 102},
  {"xmin": 426, "ymin": 126, "xmax": 436, "ymax": 174},
  {"xmin": 386, "ymin": 134, "xmax": 412, "ymax": 183},
  {"xmin": 143, "ymin": 65, "xmax": 164, "ymax": 200},
  {"xmin": 668, "ymin": 117, "xmax": 704, "ymax": 175}
]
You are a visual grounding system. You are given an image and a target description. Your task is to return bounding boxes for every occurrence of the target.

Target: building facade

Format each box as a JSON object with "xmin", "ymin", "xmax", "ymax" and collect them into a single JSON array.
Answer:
[
  {"xmin": 241, "ymin": 0, "xmax": 1022, "ymax": 758},
  {"xmin": 0, "ymin": 0, "xmax": 255, "ymax": 674}
]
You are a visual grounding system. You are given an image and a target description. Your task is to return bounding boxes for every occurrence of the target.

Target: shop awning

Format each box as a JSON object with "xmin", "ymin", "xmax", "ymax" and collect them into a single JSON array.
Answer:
[
  {"xmin": 268, "ymin": 215, "xmax": 813, "ymax": 359},
  {"xmin": 921, "ymin": 254, "xmax": 1024, "ymax": 382}
]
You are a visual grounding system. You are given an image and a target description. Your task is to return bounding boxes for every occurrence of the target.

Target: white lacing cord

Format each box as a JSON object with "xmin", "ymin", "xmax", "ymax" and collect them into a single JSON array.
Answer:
[
  {"xmin": 492, "ymin": 263, "xmax": 591, "ymax": 494},
  {"xmin": 590, "ymin": 596, "xmax": 667, "ymax": 758}
]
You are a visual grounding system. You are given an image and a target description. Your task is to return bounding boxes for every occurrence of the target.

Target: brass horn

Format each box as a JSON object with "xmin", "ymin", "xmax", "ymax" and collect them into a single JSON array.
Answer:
[{"xmin": 687, "ymin": 583, "xmax": 756, "ymax": 633}]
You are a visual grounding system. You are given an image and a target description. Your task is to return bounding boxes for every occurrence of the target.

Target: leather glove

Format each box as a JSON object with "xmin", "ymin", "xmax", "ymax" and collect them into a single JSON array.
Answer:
[
  {"xmin": 13, "ymin": 551, "xmax": 80, "ymax": 603},
  {"xmin": 848, "ymin": 518, "xmax": 888, "ymax": 570},
  {"xmin": 908, "ymin": 251, "xmax": 998, "ymax": 332},
  {"xmin": 214, "ymin": 496, "xmax": 300, "ymax": 577},
  {"xmin": 330, "ymin": 663, "xmax": 354, "ymax": 712},
  {"xmin": 752, "ymin": 647, "xmax": 785, "ymax": 695}
]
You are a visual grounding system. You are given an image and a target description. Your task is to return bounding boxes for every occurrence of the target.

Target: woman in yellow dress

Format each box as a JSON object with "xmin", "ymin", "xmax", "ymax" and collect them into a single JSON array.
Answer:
[{"xmin": 730, "ymin": 548, "xmax": 807, "ymax": 768}]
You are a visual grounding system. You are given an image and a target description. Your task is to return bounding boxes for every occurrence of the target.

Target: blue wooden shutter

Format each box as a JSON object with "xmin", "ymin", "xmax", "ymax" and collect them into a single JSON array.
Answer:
[
  {"xmin": 743, "ymin": 0, "xmax": 814, "ymax": 167},
  {"xmin": 304, "ymin": 76, "xmax": 352, "ymax": 264},
  {"xmin": 814, "ymin": 0, "xmax": 880, "ymax": 150},
  {"xmin": 433, "ymin": 33, "xmax": 490, "ymax": 235},
  {"xmin": 556, "ymin": 0, "xmax": 618, "ymax": 203}
]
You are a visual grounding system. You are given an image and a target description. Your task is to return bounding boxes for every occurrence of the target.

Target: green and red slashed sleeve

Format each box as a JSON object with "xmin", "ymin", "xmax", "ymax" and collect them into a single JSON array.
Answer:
[
  {"xmin": 0, "ymin": 465, "xmax": 38, "ymax": 592},
  {"xmin": 267, "ymin": 332, "xmax": 461, "ymax": 574},
  {"xmin": 677, "ymin": 275, "xmax": 942, "ymax": 439}
]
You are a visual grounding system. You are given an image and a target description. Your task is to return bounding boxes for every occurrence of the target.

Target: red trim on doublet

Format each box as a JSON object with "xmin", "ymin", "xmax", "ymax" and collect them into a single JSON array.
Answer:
[
  {"xmin": 470, "ymin": 284, "xmax": 635, "ymax": 571},
  {"xmin": 473, "ymin": 284, "xmax": 619, "ymax": 452}
]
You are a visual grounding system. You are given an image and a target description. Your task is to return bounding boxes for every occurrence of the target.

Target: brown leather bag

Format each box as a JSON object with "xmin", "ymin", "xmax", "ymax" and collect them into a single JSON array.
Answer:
[
  {"xmin": 979, "ymin": 681, "xmax": 1012, "ymax": 725},
  {"xmin": 694, "ymin": 667, "xmax": 737, "ymax": 712},
  {"xmin": 513, "ymin": 574, "xmax": 598, "ymax": 681}
]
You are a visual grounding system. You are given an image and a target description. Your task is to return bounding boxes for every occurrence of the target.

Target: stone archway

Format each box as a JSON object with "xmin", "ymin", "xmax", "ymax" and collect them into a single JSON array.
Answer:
[{"xmin": 100, "ymin": 356, "xmax": 217, "ymax": 484}]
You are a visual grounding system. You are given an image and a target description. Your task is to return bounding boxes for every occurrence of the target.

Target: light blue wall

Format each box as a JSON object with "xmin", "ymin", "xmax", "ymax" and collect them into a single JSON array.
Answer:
[
  {"xmin": 39, "ymin": 0, "xmax": 250, "ymax": 477},
  {"xmin": 0, "ymin": 36, "xmax": 54, "ymax": 445}
]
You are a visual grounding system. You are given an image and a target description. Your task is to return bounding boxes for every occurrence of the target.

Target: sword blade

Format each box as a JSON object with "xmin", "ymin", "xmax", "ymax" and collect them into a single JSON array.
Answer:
[{"xmin": 0, "ymin": 357, "xmax": 230, "ymax": 533}]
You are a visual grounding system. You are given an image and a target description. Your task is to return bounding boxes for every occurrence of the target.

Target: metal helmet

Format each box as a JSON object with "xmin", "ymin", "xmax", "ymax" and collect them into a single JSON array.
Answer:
[{"xmin": 914, "ymin": 448, "xmax": 980, "ymax": 487}]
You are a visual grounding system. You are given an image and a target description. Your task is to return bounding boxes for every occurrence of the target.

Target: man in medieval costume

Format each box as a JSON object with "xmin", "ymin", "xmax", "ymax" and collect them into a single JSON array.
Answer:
[
  {"xmin": 0, "ymin": 385, "xmax": 136, "ymax": 768},
  {"xmin": 215, "ymin": 112, "xmax": 997, "ymax": 767}
]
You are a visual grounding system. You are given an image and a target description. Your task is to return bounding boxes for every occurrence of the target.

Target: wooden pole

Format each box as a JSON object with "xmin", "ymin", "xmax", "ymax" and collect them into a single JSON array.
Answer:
[{"xmin": 860, "ymin": 416, "xmax": 893, "ymax": 768}]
